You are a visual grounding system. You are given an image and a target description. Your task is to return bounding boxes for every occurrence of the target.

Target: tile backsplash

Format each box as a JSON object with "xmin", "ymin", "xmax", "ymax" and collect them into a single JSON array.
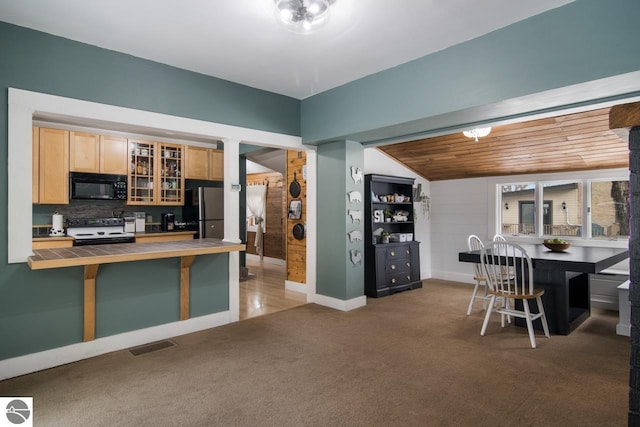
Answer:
[{"xmin": 33, "ymin": 200, "xmax": 181, "ymax": 228}]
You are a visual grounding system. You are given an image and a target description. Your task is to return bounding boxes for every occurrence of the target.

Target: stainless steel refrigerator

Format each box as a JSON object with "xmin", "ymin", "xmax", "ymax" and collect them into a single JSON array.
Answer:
[{"xmin": 183, "ymin": 187, "xmax": 224, "ymax": 238}]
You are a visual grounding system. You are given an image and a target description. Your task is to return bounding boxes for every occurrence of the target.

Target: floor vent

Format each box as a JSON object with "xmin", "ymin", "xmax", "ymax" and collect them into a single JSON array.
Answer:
[{"xmin": 129, "ymin": 340, "xmax": 176, "ymax": 356}]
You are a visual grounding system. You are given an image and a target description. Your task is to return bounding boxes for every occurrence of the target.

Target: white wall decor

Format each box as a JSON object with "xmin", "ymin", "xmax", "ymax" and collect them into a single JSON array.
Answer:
[
  {"xmin": 348, "ymin": 230, "xmax": 363, "ymax": 243},
  {"xmin": 348, "ymin": 209, "xmax": 361, "ymax": 224},
  {"xmin": 350, "ymin": 166, "xmax": 363, "ymax": 183},
  {"xmin": 347, "ymin": 190, "xmax": 362, "ymax": 203},
  {"xmin": 350, "ymin": 249, "xmax": 362, "ymax": 265}
]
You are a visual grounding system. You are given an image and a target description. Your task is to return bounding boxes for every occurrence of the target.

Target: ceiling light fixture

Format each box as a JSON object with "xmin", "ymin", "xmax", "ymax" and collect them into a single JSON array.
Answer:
[
  {"xmin": 463, "ymin": 127, "xmax": 492, "ymax": 142},
  {"xmin": 274, "ymin": 0, "xmax": 332, "ymax": 33}
]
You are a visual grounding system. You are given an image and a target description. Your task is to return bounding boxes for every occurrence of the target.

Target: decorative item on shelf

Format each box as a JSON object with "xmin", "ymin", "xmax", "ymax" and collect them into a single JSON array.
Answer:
[
  {"xmin": 347, "ymin": 230, "xmax": 362, "ymax": 243},
  {"xmin": 371, "ymin": 192, "xmax": 379, "ymax": 202},
  {"xmin": 373, "ymin": 209, "xmax": 384, "ymax": 223},
  {"xmin": 348, "ymin": 209, "xmax": 361, "ymax": 224},
  {"xmin": 350, "ymin": 249, "xmax": 362, "ymax": 266},
  {"xmin": 381, "ymin": 231, "xmax": 391, "ymax": 244},
  {"xmin": 393, "ymin": 210, "xmax": 410, "ymax": 222},
  {"xmin": 350, "ymin": 166, "xmax": 363, "ymax": 184},
  {"xmin": 383, "ymin": 209, "xmax": 393, "ymax": 222},
  {"xmin": 347, "ymin": 190, "xmax": 362, "ymax": 203}
]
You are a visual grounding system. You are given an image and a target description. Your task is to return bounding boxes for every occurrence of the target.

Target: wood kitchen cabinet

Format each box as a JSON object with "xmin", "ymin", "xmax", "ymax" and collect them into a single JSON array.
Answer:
[
  {"xmin": 128, "ymin": 140, "xmax": 184, "ymax": 205},
  {"xmin": 70, "ymin": 132, "xmax": 128, "ymax": 175},
  {"xmin": 32, "ymin": 126, "xmax": 39, "ymax": 204},
  {"xmin": 36, "ymin": 127, "xmax": 70, "ymax": 205},
  {"xmin": 185, "ymin": 146, "xmax": 223, "ymax": 181}
]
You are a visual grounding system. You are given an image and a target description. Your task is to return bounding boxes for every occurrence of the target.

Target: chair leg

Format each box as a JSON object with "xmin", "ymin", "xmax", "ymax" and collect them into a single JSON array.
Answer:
[
  {"xmin": 466, "ymin": 282, "xmax": 480, "ymax": 315},
  {"xmin": 481, "ymin": 282, "xmax": 488, "ymax": 310},
  {"xmin": 480, "ymin": 295, "xmax": 496, "ymax": 336},
  {"xmin": 536, "ymin": 296, "xmax": 550, "ymax": 338},
  {"xmin": 522, "ymin": 299, "xmax": 537, "ymax": 349}
]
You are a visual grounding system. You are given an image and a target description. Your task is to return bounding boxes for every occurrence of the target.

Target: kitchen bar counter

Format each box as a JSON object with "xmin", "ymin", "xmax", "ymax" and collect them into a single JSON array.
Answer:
[
  {"xmin": 28, "ymin": 238, "xmax": 246, "ymax": 341},
  {"xmin": 28, "ymin": 238, "xmax": 241, "ymax": 269}
]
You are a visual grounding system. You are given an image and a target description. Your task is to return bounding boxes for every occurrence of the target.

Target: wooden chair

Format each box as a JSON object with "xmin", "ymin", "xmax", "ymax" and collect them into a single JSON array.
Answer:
[
  {"xmin": 479, "ymin": 241, "xmax": 550, "ymax": 348},
  {"xmin": 466, "ymin": 235, "xmax": 490, "ymax": 315}
]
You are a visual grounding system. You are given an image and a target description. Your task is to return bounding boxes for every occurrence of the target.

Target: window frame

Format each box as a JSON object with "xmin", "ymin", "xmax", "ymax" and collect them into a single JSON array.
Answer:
[{"xmin": 495, "ymin": 174, "xmax": 629, "ymax": 247}]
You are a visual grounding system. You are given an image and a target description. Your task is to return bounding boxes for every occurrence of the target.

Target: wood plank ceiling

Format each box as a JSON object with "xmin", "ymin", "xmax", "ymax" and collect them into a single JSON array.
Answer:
[{"xmin": 378, "ymin": 108, "xmax": 628, "ymax": 181}]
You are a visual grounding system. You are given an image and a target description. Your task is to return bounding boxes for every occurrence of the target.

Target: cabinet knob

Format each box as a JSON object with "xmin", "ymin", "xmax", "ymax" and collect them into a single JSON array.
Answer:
[
  {"xmin": 391, "ymin": 264, "xmax": 396, "ymax": 270},
  {"xmin": 406, "ymin": 250, "xmax": 410, "ymax": 255},
  {"xmin": 407, "ymin": 262, "xmax": 411, "ymax": 268},
  {"xmin": 390, "ymin": 251, "xmax": 395, "ymax": 257},
  {"xmin": 391, "ymin": 278, "xmax": 396, "ymax": 284},
  {"xmin": 407, "ymin": 276, "xmax": 411, "ymax": 280}
]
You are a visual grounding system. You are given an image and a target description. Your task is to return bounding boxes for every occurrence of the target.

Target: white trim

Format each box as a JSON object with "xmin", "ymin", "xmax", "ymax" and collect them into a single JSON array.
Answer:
[
  {"xmin": 0, "ymin": 311, "xmax": 231, "ymax": 380},
  {"xmin": 8, "ymin": 88, "xmax": 303, "ymax": 263},
  {"xmin": 432, "ymin": 271, "xmax": 475, "ymax": 284},
  {"xmin": 285, "ymin": 280, "xmax": 306, "ymax": 293},
  {"xmin": 310, "ymin": 293, "xmax": 367, "ymax": 311},
  {"xmin": 305, "ymin": 149, "xmax": 318, "ymax": 302}
]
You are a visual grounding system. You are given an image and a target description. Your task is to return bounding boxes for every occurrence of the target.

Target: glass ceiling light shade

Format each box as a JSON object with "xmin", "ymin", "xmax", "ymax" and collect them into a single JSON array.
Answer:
[
  {"xmin": 463, "ymin": 127, "xmax": 492, "ymax": 142},
  {"xmin": 275, "ymin": 0, "xmax": 331, "ymax": 33}
]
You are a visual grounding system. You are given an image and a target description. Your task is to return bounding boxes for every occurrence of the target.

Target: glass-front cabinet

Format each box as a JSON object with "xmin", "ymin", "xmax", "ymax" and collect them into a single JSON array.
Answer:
[
  {"xmin": 128, "ymin": 140, "xmax": 183, "ymax": 205},
  {"xmin": 158, "ymin": 143, "xmax": 184, "ymax": 205}
]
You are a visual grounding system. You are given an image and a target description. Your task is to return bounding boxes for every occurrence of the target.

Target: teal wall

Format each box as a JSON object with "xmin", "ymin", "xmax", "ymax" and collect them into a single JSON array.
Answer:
[
  {"xmin": 316, "ymin": 140, "xmax": 364, "ymax": 300},
  {"xmin": 0, "ymin": 21, "xmax": 299, "ymax": 360},
  {"xmin": 301, "ymin": 0, "xmax": 640, "ymax": 145}
]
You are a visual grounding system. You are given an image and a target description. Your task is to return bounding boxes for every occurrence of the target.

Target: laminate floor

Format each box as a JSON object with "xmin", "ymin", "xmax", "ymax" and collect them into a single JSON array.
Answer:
[{"xmin": 240, "ymin": 258, "xmax": 307, "ymax": 320}]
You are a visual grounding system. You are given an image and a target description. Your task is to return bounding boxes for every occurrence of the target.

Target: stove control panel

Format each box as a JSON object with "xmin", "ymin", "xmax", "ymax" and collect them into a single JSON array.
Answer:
[{"xmin": 67, "ymin": 218, "xmax": 125, "ymax": 228}]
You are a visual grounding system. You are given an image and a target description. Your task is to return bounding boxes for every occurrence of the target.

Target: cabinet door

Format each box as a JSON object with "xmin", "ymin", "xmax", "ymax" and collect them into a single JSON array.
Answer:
[
  {"xmin": 100, "ymin": 135, "xmax": 128, "ymax": 175},
  {"xmin": 69, "ymin": 131, "xmax": 100, "ymax": 172},
  {"xmin": 158, "ymin": 143, "xmax": 184, "ymax": 205},
  {"xmin": 128, "ymin": 139, "xmax": 156, "ymax": 205},
  {"xmin": 185, "ymin": 146, "xmax": 210, "ymax": 180},
  {"xmin": 39, "ymin": 128, "xmax": 70, "ymax": 204},
  {"xmin": 209, "ymin": 149, "xmax": 224, "ymax": 181},
  {"xmin": 32, "ymin": 126, "xmax": 39, "ymax": 204}
]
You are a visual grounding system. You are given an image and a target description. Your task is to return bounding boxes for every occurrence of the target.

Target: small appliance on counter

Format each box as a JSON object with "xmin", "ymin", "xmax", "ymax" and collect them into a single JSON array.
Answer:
[
  {"xmin": 161, "ymin": 213, "xmax": 175, "ymax": 231},
  {"xmin": 134, "ymin": 212, "xmax": 146, "ymax": 232},
  {"xmin": 124, "ymin": 216, "xmax": 136, "ymax": 233},
  {"xmin": 50, "ymin": 211, "xmax": 65, "ymax": 236}
]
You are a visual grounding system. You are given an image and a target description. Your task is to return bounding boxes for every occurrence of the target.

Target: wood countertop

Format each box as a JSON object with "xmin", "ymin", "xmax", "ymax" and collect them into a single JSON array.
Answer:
[
  {"xmin": 28, "ymin": 238, "xmax": 246, "ymax": 270},
  {"xmin": 32, "ymin": 236, "xmax": 74, "ymax": 242}
]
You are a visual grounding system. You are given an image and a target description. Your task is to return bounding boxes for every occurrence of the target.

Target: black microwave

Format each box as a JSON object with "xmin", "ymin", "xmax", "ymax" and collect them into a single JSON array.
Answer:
[{"xmin": 70, "ymin": 172, "xmax": 127, "ymax": 200}]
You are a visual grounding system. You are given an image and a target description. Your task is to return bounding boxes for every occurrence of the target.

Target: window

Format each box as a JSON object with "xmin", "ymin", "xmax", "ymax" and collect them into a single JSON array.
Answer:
[
  {"xmin": 498, "ymin": 177, "xmax": 629, "ymax": 241},
  {"xmin": 591, "ymin": 180, "xmax": 629, "ymax": 239},
  {"xmin": 500, "ymin": 183, "xmax": 535, "ymax": 235},
  {"xmin": 542, "ymin": 181, "xmax": 582, "ymax": 237}
]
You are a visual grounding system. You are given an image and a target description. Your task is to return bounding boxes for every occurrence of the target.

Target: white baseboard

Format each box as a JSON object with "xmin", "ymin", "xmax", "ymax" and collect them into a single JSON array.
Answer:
[
  {"xmin": 431, "ymin": 270, "xmax": 474, "ymax": 284},
  {"xmin": 311, "ymin": 293, "xmax": 367, "ymax": 311},
  {"xmin": 285, "ymin": 280, "xmax": 306, "ymax": 294},
  {"xmin": 245, "ymin": 254, "xmax": 286, "ymax": 266},
  {"xmin": 0, "ymin": 311, "xmax": 231, "ymax": 380},
  {"xmin": 617, "ymin": 323, "xmax": 631, "ymax": 337}
]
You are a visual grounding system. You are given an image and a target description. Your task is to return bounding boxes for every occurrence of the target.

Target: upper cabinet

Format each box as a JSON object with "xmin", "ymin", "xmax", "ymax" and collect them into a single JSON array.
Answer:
[
  {"xmin": 100, "ymin": 135, "xmax": 128, "ymax": 175},
  {"xmin": 32, "ymin": 127, "xmax": 39, "ymax": 204},
  {"xmin": 185, "ymin": 146, "xmax": 223, "ymax": 181},
  {"xmin": 37, "ymin": 127, "xmax": 70, "ymax": 205},
  {"xmin": 70, "ymin": 131, "xmax": 128, "ymax": 175},
  {"xmin": 128, "ymin": 140, "xmax": 184, "ymax": 205}
]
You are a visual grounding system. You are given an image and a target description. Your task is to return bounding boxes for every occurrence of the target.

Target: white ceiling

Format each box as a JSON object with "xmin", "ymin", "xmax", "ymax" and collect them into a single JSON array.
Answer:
[{"xmin": 0, "ymin": 0, "xmax": 574, "ymax": 99}]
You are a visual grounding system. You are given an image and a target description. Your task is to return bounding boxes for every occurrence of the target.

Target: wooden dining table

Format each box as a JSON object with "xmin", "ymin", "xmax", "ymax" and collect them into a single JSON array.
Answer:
[{"xmin": 458, "ymin": 244, "xmax": 629, "ymax": 335}]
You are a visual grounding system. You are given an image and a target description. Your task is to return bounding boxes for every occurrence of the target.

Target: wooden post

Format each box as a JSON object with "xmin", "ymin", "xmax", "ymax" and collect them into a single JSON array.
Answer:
[
  {"xmin": 180, "ymin": 256, "xmax": 196, "ymax": 320},
  {"xmin": 83, "ymin": 264, "xmax": 99, "ymax": 341}
]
